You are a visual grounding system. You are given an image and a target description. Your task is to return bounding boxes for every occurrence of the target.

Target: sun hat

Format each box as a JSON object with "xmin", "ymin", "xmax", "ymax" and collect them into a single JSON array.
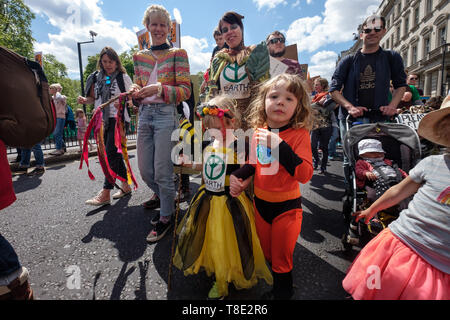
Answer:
[
  {"xmin": 418, "ymin": 95, "xmax": 450, "ymax": 147},
  {"xmin": 358, "ymin": 139, "xmax": 385, "ymax": 156}
]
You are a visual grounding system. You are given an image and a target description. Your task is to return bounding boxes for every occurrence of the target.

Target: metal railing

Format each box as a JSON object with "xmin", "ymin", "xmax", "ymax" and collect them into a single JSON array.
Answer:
[{"xmin": 6, "ymin": 115, "xmax": 138, "ymax": 155}]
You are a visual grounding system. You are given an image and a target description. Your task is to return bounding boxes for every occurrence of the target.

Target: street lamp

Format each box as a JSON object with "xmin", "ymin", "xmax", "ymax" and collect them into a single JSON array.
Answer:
[{"xmin": 77, "ymin": 30, "xmax": 97, "ymax": 113}]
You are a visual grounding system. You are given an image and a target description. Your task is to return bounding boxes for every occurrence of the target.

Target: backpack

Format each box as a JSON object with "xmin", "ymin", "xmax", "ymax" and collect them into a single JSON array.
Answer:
[
  {"xmin": 65, "ymin": 105, "xmax": 76, "ymax": 131},
  {"xmin": 85, "ymin": 70, "xmax": 131, "ymax": 118},
  {"xmin": 0, "ymin": 46, "xmax": 56, "ymax": 148}
]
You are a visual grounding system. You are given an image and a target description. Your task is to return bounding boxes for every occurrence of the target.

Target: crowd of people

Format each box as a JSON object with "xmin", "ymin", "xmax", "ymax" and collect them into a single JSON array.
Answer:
[{"xmin": 1, "ymin": 5, "xmax": 449, "ymax": 301}]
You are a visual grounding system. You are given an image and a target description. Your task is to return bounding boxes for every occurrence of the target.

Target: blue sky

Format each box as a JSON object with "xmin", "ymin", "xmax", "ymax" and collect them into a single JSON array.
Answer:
[{"xmin": 25, "ymin": 0, "xmax": 382, "ymax": 80}]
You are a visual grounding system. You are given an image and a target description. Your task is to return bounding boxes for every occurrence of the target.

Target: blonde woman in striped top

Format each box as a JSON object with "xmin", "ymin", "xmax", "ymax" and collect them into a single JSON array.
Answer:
[{"xmin": 131, "ymin": 4, "xmax": 191, "ymax": 243}]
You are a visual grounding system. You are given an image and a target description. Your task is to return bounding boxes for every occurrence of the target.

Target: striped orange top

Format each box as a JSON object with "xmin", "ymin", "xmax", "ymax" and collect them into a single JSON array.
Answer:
[{"xmin": 133, "ymin": 48, "xmax": 191, "ymax": 105}]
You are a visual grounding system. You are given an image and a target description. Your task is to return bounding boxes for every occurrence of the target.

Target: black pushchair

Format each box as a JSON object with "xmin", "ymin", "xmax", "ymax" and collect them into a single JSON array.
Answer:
[{"xmin": 341, "ymin": 120, "xmax": 422, "ymax": 252}]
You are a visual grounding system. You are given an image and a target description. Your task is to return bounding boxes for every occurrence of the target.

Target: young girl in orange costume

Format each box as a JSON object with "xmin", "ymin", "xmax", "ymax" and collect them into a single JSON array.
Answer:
[{"xmin": 230, "ymin": 73, "xmax": 314, "ymax": 299}]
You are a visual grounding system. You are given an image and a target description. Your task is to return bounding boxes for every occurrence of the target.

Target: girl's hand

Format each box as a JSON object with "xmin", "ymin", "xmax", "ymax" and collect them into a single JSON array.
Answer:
[
  {"xmin": 255, "ymin": 129, "xmax": 282, "ymax": 149},
  {"xmin": 177, "ymin": 154, "xmax": 193, "ymax": 169},
  {"xmin": 353, "ymin": 208, "xmax": 376, "ymax": 224},
  {"xmin": 365, "ymin": 171, "xmax": 378, "ymax": 181},
  {"xmin": 113, "ymin": 99, "xmax": 120, "ymax": 110},
  {"xmin": 230, "ymin": 175, "xmax": 247, "ymax": 198}
]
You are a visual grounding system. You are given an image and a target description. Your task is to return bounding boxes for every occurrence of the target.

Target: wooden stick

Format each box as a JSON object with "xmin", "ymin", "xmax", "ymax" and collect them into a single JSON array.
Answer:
[{"xmin": 168, "ymin": 168, "xmax": 183, "ymax": 292}]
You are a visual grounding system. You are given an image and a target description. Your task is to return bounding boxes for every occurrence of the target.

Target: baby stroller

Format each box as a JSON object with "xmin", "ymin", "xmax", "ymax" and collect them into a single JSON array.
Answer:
[{"xmin": 341, "ymin": 120, "xmax": 422, "ymax": 252}]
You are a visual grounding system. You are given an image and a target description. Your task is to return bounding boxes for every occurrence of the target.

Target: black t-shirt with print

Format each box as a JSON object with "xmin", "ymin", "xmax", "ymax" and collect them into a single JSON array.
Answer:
[{"xmin": 358, "ymin": 52, "xmax": 377, "ymax": 110}]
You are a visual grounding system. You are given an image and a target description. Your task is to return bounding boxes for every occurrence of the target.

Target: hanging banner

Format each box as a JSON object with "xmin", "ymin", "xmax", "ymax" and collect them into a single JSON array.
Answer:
[
  {"xmin": 136, "ymin": 29, "xmax": 150, "ymax": 50},
  {"xmin": 34, "ymin": 52, "xmax": 43, "ymax": 68},
  {"xmin": 168, "ymin": 20, "xmax": 181, "ymax": 48}
]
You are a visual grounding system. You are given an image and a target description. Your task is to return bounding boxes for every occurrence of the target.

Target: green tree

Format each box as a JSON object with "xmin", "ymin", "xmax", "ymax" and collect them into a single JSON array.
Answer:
[
  {"xmin": 0, "ymin": 0, "xmax": 35, "ymax": 58},
  {"xmin": 43, "ymin": 54, "xmax": 80, "ymax": 111}
]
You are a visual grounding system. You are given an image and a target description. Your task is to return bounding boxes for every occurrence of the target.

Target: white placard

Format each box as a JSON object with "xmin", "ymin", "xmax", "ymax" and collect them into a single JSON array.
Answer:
[
  {"xmin": 395, "ymin": 113, "xmax": 427, "ymax": 130},
  {"xmin": 269, "ymin": 56, "xmax": 289, "ymax": 78}
]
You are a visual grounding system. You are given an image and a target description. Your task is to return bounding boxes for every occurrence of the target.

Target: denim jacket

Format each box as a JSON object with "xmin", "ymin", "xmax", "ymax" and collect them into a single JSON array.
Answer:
[{"xmin": 329, "ymin": 48, "xmax": 407, "ymax": 120}]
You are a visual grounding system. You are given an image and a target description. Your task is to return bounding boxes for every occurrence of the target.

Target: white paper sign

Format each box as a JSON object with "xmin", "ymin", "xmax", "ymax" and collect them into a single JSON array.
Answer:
[
  {"xmin": 395, "ymin": 113, "xmax": 427, "ymax": 130},
  {"xmin": 269, "ymin": 56, "xmax": 289, "ymax": 78}
]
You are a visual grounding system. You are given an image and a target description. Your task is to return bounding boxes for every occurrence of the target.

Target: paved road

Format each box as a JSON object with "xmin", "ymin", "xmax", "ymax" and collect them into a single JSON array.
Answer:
[{"xmin": 2, "ymin": 149, "xmax": 358, "ymax": 300}]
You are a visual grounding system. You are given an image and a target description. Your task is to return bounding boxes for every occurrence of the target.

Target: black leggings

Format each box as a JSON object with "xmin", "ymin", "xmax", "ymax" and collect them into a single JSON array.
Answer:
[{"xmin": 103, "ymin": 118, "xmax": 128, "ymax": 190}]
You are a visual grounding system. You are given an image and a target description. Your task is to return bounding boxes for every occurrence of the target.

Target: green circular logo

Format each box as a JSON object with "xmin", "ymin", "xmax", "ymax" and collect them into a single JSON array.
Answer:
[
  {"xmin": 223, "ymin": 63, "xmax": 248, "ymax": 83},
  {"xmin": 204, "ymin": 154, "xmax": 226, "ymax": 180}
]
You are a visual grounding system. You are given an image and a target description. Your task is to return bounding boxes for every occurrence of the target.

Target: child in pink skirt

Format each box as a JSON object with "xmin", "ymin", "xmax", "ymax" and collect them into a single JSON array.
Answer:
[
  {"xmin": 76, "ymin": 108, "xmax": 92, "ymax": 153},
  {"xmin": 343, "ymin": 95, "xmax": 450, "ymax": 300}
]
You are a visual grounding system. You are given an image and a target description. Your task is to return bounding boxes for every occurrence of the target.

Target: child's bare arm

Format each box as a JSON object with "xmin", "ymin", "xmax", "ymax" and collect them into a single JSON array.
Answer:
[{"xmin": 354, "ymin": 176, "xmax": 421, "ymax": 224}]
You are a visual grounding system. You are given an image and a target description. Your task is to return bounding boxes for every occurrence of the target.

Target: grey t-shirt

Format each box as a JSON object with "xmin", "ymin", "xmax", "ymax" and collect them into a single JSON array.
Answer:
[{"xmin": 389, "ymin": 154, "xmax": 450, "ymax": 274}]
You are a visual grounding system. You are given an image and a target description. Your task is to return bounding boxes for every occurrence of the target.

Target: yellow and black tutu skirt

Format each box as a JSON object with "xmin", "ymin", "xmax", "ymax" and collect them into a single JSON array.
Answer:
[{"xmin": 174, "ymin": 185, "xmax": 273, "ymax": 296}]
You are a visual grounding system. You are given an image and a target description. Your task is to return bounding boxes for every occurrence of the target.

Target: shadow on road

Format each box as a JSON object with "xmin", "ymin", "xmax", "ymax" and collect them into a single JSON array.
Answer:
[{"xmin": 12, "ymin": 174, "xmax": 42, "ymax": 194}]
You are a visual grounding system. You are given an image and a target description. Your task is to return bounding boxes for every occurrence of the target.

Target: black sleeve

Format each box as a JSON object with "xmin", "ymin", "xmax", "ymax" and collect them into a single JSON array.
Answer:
[
  {"xmin": 273, "ymin": 141, "xmax": 303, "ymax": 177},
  {"xmin": 232, "ymin": 164, "xmax": 255, "ymax": 180}
]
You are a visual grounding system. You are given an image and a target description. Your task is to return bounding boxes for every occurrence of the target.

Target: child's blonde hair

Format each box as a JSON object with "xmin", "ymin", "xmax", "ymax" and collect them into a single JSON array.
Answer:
[
  {"xmin": 248, "ymin": 73, "xmax": 313, "ymax": 130},
  {"xmin": 76, "ymin": 108, "xmax": 86, "ymax": 118},
  {"xmin": 201, "ymin": 95, "xmax": 238, "ymax": 129},
  {"xmin": 50, "ymin": 83, "xmax": 62, "ymax": 92}
]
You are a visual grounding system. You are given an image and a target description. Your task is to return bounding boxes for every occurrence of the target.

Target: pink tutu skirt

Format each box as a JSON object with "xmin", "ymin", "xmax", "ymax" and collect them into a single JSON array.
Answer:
[
  {"xmin": 77, "ymin": 129, "xmax": 86, "ymax": 141},
  {"xmin": 343, "ymin": 228, "xmax": 449, "ymax": 300}
]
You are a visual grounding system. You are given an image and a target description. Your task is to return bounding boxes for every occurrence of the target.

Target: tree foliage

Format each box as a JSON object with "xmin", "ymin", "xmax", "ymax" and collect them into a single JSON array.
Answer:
[
  {"xmin": 0, "ymin": 0, "xmax": 35, "ymax": 58},
  {"xmin": 43, "ymin": 54, "xmax": 80, "ymax": 111}
]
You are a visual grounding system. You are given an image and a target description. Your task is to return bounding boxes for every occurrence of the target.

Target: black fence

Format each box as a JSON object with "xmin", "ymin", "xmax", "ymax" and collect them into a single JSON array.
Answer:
[{"xmin": 7, "ymin": 115, "xmax": 138, "ymax": 155}]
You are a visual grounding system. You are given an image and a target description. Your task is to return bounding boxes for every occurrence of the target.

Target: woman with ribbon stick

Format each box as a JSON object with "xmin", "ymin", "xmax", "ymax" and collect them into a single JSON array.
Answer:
[{"xmin": 78, "ymin": 46, "xmax": 136, "ymax": 206}]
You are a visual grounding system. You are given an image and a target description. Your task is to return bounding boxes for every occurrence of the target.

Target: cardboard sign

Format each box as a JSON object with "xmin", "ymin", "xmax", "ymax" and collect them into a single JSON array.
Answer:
[
  {"xmin": 34, "ymin": 52, "xmax": 43, "ymax": 68},
  {"xmin": 395, "ymin": 113, "xmax": 427, "ymax": 130},
  {"xmin": 136, "ymin": 29, "xmax": 150, "ymax": 50},
  {"xmin": 168, "ymin": 20, "xmax": 181, "ymax": 48}
]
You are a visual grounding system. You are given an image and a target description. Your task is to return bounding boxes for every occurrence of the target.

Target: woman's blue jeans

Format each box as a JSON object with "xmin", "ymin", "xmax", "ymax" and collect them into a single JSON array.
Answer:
[
  {"xmin": 0, "ymin": 234, "xmax": 21, "ymax": 278},
  {"xmin": 137, "ymin": 104, "xmax": 177, "ymax": 218},
  {"xmin": 53, "ymin": 118, "xmax": 66, "ymax": 150},
  {"xmin": 20, "ymin": 144, "xmax": 44, "ymax": 168}
]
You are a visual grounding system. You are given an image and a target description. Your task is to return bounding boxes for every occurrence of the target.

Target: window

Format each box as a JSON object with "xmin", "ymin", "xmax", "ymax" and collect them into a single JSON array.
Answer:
[
  {"xmin": 397, "ymin": 26, "xmax": 401, "ymax": 43},
  {"xmin": 412, "ymin": 45, "xmax": 418, "ymax": 64},
  {"xmin": 439, "ymin": 26, "xmax": 446, "ymax": 46},
  {"xmin": 405, "ymin": 17, "xmax": 409, "ymax": 34},
  {"xmin": 424, "ymin": 37, "xmax": 431, "ymax": 55},
  {"xmin": 398, "ymin": 4, "xmax": 401, "ymax": 17},
  {"xmin": 414, "ymin": 7, "xmax": 420, "ymax": 26},
  {"xmin": 426, "ymin": 0, "xmax": 433, "ymax": 14},
  {"xmin": 386, "ymin": 39, "xmax": 390, "ymax": 49},
  {"xmin": 403, "ymin": 50, "xmax": 409, "ymax": 67}
]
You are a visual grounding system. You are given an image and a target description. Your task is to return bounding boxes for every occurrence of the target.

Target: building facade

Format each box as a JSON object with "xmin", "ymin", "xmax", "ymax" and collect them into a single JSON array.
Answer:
[
  {"xmin": 379, "ymin": 0, "xmax": 449, "ymax": 97},
  {"xmin": 337, "ymin": 0, "xmax": 449, "ymax": 97}
]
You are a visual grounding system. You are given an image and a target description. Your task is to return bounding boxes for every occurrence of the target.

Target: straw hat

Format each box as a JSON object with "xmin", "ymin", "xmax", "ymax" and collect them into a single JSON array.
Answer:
[{"xmin": 418, "ymin": 95, "xmax": 450, "ymax": 147}]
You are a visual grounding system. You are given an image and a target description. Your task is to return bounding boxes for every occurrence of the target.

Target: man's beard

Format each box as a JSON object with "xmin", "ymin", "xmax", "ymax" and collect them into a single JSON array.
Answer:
[{"xmin": 270, "ymin": 48, "xmax": 285, "ymax": 58}]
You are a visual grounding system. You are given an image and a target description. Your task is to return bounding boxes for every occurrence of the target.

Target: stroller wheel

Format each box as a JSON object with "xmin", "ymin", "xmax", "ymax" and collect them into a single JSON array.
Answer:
[{"xmin": 341, "ymin": 233, "xmax": 353, "ymax": 252}]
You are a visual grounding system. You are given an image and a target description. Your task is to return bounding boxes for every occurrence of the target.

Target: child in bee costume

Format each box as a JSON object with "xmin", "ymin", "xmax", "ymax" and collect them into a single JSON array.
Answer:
[{"xmin": 173, "ymin": 96, "xmax": 273, "ymax": 299}]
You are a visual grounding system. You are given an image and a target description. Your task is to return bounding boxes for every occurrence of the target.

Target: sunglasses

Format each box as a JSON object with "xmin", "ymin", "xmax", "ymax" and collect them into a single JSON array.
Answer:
[
  {"xmin": 268, "ymin": 37, "xmax": 285, "ymax": 44},
  {"xmin": 363, "ymin": 27, "xmax": 383, "ymax": 34},
  {"xmin": 221, "ymin": 23, "xmax": 239, "ymax": 34},
  {"xmin": 410, "ymin": 77, "xmax": 418, "ymax": 80},
  {"xmin": 106, "ymin": 76, "xmax": 111, "ymax": 85}
]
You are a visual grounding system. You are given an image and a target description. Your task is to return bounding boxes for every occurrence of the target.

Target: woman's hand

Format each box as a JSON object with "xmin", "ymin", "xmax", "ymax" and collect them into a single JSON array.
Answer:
[
  {"xmin": 255, "ymin": 129, "xmax": 282, "ymax": 149},
  {"xmin": 133, "ymin": 84, "xmax": 159, "ymax": 100},
  {"xmin": 77, "ymin": 96, "xmax": 88, "ymax": 104}
]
